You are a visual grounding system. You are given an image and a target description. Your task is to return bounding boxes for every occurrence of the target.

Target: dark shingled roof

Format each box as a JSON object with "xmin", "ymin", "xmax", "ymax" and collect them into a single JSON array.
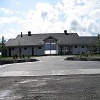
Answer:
[{"xmin": 6, "ymin": 33, "xmax": 98, "ymax": 47}]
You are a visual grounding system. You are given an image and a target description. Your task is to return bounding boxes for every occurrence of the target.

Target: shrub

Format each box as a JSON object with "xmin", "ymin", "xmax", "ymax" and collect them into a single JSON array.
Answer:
[
  {"xmin": 22, "ymin": 54, "xmax": 25, "ymax": 58},
  {"xmin": 15, "ymin": 54, "xmax": 17, "ymax": 58},
  {"xmin": 13, "ymin": 54, "xmax": 15, "ymax": 59},
  {"xmin": 28, "ymin": 55, "xmax": 30, "ymax": 58}
]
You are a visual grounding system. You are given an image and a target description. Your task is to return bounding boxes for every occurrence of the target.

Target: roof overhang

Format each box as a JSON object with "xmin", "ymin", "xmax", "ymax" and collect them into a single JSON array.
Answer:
[{"xmin": 43, "ymin": 36, "xmax": 58, "ymax": 41}]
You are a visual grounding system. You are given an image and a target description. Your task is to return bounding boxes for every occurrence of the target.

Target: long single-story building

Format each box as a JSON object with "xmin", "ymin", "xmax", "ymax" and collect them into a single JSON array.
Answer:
[{"xmin": 6, "ymin": 30, "xmax": 98, "ymax": 56}]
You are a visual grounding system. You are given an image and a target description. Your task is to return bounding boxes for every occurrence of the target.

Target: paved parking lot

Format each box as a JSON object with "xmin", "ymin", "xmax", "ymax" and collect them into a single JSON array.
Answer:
[
  {"xmin": 0, "ymin": 75, "xmax": 100, "ymax": 100},
  {"xmin": 0, "ymin": 56, "xmax": 100, "ymax": 76},
  {"xmin": 0, "ymin": 56, "xmax": 100, "ymax": 100}
]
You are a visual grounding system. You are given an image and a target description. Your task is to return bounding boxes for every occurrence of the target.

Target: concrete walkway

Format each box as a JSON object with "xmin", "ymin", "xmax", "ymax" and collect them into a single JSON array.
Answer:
[{"xmin": 0, "ymin": 56, "xmax": 100, "ymax": 76}]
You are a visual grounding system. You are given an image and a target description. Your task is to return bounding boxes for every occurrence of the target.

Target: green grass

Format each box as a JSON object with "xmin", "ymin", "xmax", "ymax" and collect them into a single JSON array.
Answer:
[
  {"xmin": 0, "ymin": 56, "xmax": 13, "ymax": 60},
  {"xmin": 0, "ymin": 54, "xmax": 99, "ymax": 60},
  {"xmin": 76, "ymin": 53, "xmax": 100, "ymax": 58},
  {"xmin": 0, "ymin": 55, "xmax": 42, "ymax": 60},
  {"xmin": 92, "ymin": 54, "xmax": 100, "ymax": 57}
]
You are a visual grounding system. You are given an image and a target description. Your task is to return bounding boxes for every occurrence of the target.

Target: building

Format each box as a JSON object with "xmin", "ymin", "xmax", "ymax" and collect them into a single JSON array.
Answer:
[{"xmin": 6, "ymin": 30, "xmax": 98, "ymax": 56}]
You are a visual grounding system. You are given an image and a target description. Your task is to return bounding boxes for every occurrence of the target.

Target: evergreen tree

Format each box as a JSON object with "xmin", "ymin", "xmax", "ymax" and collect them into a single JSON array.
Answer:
[
  {"xmin": 97, "ymin": 34, "xmax": 100, "ymax": 54},
  {"xmin": 1, "ymin": 36, "xmax": 6, "ymax": 57}
]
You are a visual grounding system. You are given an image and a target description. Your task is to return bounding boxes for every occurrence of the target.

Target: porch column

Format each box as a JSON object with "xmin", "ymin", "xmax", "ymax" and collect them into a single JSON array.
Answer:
[
  {"xmin": 64, "ymin": 46, "xmax": 66, "ymax": 55},
  {"xmin": 56, "ymin": 44, "xmax": 58, "ymax": 55}
]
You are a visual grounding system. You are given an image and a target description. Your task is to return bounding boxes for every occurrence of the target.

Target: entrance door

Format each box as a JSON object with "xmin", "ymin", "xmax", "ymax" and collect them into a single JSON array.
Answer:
[
  {"xmin": 9, "ymin": 48, "xmax": 11, "ymax": 56},
  {"xmin": 32, "ymin": 47, "xmax": 34, "ymax": 56},
  {"xmin": 44, "ymin": 36, "xmax": 58, "ymax": 55},
  {"xmin": 45, "ymin": 42, "xmax": 57, "ymax": 55},
  {"xmin": 59, "ymin": 46, "xmax": 64, "ymax": 55}
]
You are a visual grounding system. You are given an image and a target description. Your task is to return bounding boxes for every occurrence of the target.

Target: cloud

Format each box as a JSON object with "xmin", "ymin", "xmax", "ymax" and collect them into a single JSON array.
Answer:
[
  {"xmin": 58, "ymin": 0, "xmax": 100, "ymax": 35},
  {"xmin": 18, "ymin": 0, "xmax": 99, "ymax": 36},
  {"xmin": 15, "ymin": 11, "xmax": 20, "ymax": 14},
  {"xmin": 70, "ymin": 20, "xmax": 80, "ymax": 31},
  {"xmin": 35, "ymin": 3, "xmax": 59, "ymax": 21},
  {"xmin": 0, "ymin": 8, "xmax": 14, "ymax": 14},
  {"xmin": 1, "ymin": 0, "xmax": 100, "ymax": 40},
  {"xmin": 0, "ymin": 28, "xmax": 20, "ymax": 40},
  {"xmin": 89, "ymin": 9, "xmax": 100, "ymax": 21},
  {"xmin": 19, "ymin": 3, "xmax": 60, "ymax": 33},
  {"xmin": 0, "ymin": 16, "xmax": 18, "ymax": 24},
  {"xmin": 16, "ymin": 1, "xmax": 20, "ymax": 4}
]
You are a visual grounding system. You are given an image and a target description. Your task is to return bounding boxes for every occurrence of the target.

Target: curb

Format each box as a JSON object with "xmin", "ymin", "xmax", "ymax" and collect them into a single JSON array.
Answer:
[
  {"xmin": 0, "ymin": 59, "xmax": 39, "ymax": 65},
  {"xmin": 65, "ymin": 57, "xmax": 100, "ymax": 61}
]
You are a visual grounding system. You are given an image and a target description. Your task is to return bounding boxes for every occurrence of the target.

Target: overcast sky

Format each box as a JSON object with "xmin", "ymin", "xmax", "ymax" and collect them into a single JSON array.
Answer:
[{"xmin": 0, "ymin": 0, "xmax": 100, "ymax": 40}]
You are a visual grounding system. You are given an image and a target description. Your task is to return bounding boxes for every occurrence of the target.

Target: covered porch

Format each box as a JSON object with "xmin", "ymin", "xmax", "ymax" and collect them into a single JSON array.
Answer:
[{"xmin": 43, "ymin": 36, "xmax": 58, "ymax": 55}]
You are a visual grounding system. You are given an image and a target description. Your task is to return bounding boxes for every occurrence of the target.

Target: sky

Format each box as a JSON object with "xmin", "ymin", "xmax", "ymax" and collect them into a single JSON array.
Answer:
[{"xmin": 0, "ymin": 0, "xmax": 100, "ymax": 41}]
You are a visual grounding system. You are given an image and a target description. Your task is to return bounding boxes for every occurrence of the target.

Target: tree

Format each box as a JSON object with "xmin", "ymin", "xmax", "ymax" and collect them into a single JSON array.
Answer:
[
  {"xmin": 0, "ymin": 43, "xmax": 2, "ymax": 51},
  {"xmin": 1, "ymin": 36, "xmax": 6, "ymax": 57},
  {"xmin": 88, "ymin": 36, "xmax": 93, "ymax": 55},
  {"xmin": 17, "ymin": 39, "xmax": 21, "ymax": 57},
  {"xmin": 97, "ymin": 34, "xmax": 100, "ymax": 54},
  {"xmin": 0, "ymin": 43, "xmax": 2, "ymax": 56}
]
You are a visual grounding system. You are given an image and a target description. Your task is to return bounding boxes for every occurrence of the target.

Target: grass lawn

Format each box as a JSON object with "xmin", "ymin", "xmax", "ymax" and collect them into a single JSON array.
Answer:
[
  {"xmin": 0, "ymin": 56, "xmax": 41, "ymax": 60},
  {"xmin": 0, "ymin": 56, "xmax": 13, "ymax": 60},
  {"xmin": 76, "ymin": 53, "xmax": 100, "ymax": 58},
  {"xmin": 92, "ymin": 54, "xmax": 100, "ymax": 57}
]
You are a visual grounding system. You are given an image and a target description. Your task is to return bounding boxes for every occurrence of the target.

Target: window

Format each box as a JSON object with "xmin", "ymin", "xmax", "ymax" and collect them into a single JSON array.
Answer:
[
  {"xmin": 82, "ymin": 46, "xmax": 84, "ymax": 48},
  {"xmin": 74, "ymin": 46, "xmax": 77, "ymax": 48},
  {"xmin": 45, "ymin": 43, "xmax": 56, "ymax": 50},
  {"xmin": 38, "ymin": 47, "xmax": 41, "ymax": 49},
  {"xmin": 12, "ymin": 48, "xmax": 14, "ymax": 50},
  {"xmin": 24, "ymin": 47, "xmax": 27, "ymax": 50}
]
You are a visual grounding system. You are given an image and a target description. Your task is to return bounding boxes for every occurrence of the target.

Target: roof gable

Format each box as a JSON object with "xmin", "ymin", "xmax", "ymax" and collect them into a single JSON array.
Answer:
[{"xmin": 43, "ymin": 35, "xmax": 58, "ymax": 41}]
